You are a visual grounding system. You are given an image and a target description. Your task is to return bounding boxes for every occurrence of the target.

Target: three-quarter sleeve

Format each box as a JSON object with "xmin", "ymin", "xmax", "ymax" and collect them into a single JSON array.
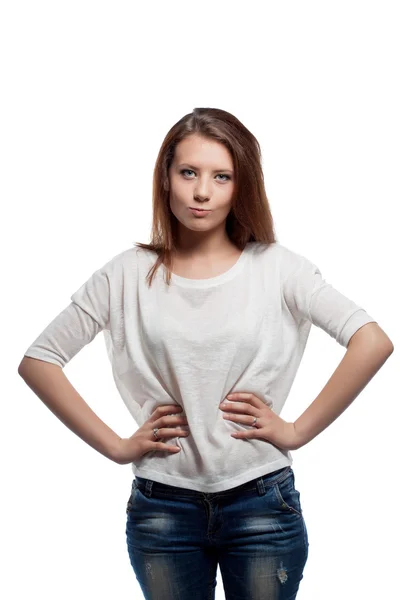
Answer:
[
  {"xmin": 70, "ymin": 264, "xmax": 111, "ymax": 329},
  {"xmin": 23, "ymin": 302, "xmax": 104, "ymax": 368},
  {"xmin": 23, "ymin": 260, "xmax": 113, "ymax": 368},
  {"xmin": 283, "ymin": 254, "xmax": 377, "ymax": 347}
]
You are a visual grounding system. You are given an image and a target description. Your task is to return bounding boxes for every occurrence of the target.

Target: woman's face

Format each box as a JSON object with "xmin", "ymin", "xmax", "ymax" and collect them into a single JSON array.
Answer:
[{"xmin": 168, "ymin": 134, "xmax": 236, "ymax": 237}]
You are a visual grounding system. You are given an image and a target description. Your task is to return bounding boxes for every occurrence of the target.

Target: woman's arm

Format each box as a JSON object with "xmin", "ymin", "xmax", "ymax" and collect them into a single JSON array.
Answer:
[
  {"xmin": 293, "ymin": 322, "xmax": 394, "ymax": 447},
  {"xmin": 18, "ymin": 357, "xmax": 121, "ymax": 462}
]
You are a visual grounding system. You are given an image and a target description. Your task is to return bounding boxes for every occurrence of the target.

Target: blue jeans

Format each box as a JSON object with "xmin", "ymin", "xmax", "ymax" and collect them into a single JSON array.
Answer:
[{"xmin": 125, "ymin": 466, "xmax": 309, "ymax": 600}]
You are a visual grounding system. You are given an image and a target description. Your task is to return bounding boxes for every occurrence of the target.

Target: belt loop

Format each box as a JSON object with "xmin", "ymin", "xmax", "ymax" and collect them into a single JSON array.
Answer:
[
  {"xmin": 144, "ymin": 479, "xmax": 153, "ymax": 497},
  {"xmin": 256, "ymin": 476, "xmax": 266, "ymax": 496}
]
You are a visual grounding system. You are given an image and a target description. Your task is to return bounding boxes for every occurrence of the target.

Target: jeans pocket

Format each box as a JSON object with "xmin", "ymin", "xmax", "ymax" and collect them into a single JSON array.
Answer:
[
  {"xmin": 273, "ymin": 471, "xmax": 303, "ymax": 517},
  {"xmin": 126, "ymin": 480, "xmax": 138, "ymax": 514}
]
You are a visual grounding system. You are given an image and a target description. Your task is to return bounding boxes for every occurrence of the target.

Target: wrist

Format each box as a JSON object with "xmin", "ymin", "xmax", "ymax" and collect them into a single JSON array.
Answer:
[
  {"xmin": 107, "ymin": 436, "xmax": 124, "ymax": 464},
  {"xmin": 292, "ymin": 421, "xmax": 311, "ymax": 450},
  {"xmin": 290, "ymin": 422, "xmax": 307, "ymax": 450}
]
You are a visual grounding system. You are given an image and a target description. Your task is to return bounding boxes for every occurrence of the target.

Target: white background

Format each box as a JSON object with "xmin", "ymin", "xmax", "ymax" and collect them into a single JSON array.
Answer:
[{"xmin": 2, "ymin": 1, "xmax": 399, "ymax": 598}]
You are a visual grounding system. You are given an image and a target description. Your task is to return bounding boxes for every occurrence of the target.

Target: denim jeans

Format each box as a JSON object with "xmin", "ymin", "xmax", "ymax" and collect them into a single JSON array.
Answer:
[{"xmin": 125, "ymin": 465, "xmax": 309, "ymax": 600}]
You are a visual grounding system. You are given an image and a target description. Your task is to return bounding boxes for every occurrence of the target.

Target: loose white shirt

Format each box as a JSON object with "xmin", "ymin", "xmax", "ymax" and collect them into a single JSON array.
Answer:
[{"xmin": 24, "ymin": 241, "xmax": 376, "ymax": 492}]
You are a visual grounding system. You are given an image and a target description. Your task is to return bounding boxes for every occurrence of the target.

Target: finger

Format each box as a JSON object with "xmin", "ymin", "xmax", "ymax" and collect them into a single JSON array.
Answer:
[
  {"xmin": 155, "ymin": 443, "xmax": 181, "ymax": 452},
  {"xmin": 221, "ymin": 402, "xmax": 257, "ymax": 417},
  {"xmin": 223, "ymin": 413, "xmax": 257, "ymax": 426},
  {"xmin": 231, "ymin": 430, "xmax": 259, "ymax": 439},
  {"xmin": 149, "ymin": 405, "xmax": 183, "ymax": 422},
  {"xmin": 156, "ymin": 415, "xmax": 188, "ymax": 430},
  {"xmin": 153, "ymin": 427, "xmax": 189, "ymax": 438},
  {"xmin": 226, "ymin": 393, "xmax": 254, "ymax": 401},
  {"xmin": 226, "ymin": 393, "xmax": 262, "ymax": 407},
  {"xmin": 225, "ymin": 394, "xmax": 273, "ymax": 411}
]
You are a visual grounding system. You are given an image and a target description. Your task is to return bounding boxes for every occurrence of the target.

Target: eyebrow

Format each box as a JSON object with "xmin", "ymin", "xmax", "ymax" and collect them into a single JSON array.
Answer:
[{"xmin": 178, "ymin": 163, "xmax": 234, "ymax": 174}]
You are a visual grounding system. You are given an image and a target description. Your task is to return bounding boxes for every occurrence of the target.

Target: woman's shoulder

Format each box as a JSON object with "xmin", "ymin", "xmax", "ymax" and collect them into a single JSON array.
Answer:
[
  {"xmin": 105, "ymin": 244, "xmax": 151, "ymax": 268},
  {"xmin": 250, "ymin": 241, "xmax": 318, "ymax": 283},
  {"xmin": 250, "ymin": 240, "xmax": 299, "ymax": 262}
]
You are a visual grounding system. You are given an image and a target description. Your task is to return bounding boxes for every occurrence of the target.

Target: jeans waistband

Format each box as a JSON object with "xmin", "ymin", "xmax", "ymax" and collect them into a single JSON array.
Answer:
[{"xmin": 134, "ymin": 466, "xmax": 293, "ymax": 499}]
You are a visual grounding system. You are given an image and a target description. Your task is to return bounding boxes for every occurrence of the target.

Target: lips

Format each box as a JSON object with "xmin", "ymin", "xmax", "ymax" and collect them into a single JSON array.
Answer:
[{"xmin": 189, "ymin": 207, "xmax": 210, "ymax": 211}]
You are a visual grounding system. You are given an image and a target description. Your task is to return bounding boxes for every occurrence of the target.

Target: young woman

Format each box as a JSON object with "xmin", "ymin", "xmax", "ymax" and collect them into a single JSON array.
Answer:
[{"xmin": 19, "ymin": 107, "xmax": 394, "ymax": 600}]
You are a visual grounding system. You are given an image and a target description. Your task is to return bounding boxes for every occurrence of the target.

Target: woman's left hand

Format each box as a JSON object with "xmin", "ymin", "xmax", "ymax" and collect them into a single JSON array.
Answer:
[{"xmin": 220, "ymin": 393, "xmax": 302, "ymax": 451}]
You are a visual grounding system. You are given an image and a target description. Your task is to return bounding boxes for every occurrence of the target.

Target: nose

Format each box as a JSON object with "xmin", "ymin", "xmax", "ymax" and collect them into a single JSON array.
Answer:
[
  {"xmin": 194, "ymin": 191, "xmax": 210, "ymax": 203},
  {"xmin": 194, "ymin": 179, "xmax": 211, "ymax": 202}
]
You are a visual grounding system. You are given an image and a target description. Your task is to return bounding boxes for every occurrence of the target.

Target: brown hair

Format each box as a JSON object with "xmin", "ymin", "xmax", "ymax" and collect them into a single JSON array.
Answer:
[{"xmin": 135, "ymin": 107, "xmax": 277, "ymax": 287}]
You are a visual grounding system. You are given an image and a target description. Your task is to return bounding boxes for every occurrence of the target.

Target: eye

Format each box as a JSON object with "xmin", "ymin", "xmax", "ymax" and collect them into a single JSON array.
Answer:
[{"xmin": 180, "ymin": 169, "xmax": 231, "ymax": 181}]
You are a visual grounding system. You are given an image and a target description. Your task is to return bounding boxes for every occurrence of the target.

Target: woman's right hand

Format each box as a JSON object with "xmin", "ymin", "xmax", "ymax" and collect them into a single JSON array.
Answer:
[{"xmin": 113, "ymin": 404, "xmax": 190, "ymax": 465}]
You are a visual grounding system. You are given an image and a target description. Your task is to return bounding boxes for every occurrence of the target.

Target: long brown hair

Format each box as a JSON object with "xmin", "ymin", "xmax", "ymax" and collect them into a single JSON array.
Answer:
[{"xmin": 135, "ymin": 107, "xmax": 277, "ymax": 287}]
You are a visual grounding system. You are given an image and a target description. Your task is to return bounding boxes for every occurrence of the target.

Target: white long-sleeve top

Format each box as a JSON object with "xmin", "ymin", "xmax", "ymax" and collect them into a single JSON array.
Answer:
[{"xmin": 23, "ymin": 241, "xmax": 376, "ymax": 492}]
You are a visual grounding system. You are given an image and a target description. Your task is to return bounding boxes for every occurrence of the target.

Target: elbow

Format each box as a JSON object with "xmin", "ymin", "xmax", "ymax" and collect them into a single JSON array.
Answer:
[
  {"xmin": 18, "ymin": 356, "xmax": 36, "ymax": 378},
  {"xmin": 386, "ymin": 341, "xmax": 395, "ymax": 356},
  {"xmin": 18, "ymin": 356, "xmax": 63, "ymax": 377},
  {"xmin": 347, "ymin": 323, "xmax": 394, "ymax": 355},
  {"xmin": 18, "ymin": 357, "xmax": 30, "ymax": 377},
  {"xmin": 375, "ymin": 337, "xmax": 394, "ymax": 358}
]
